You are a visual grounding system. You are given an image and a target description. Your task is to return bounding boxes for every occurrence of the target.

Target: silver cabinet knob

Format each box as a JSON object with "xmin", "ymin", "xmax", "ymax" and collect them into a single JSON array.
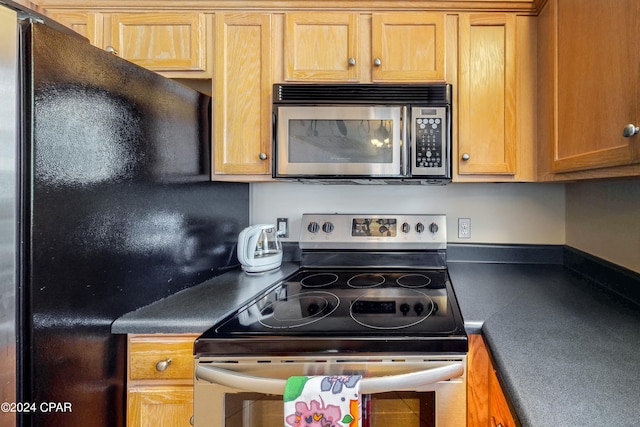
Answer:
[
  {"xmin": 623, "ymin": 124, "xmax": 639, "ymax": 137},
  {"xmin": 259, "ymin": 152, "xmax": 268, "ymax": 160},
  {"xmin": 348, "ymin": 57, "xmax": 356, "ymax": 66},
  {"xmin": 461, "ymin": 153, "xmax": 470, "ymax": 161},
  {"xmin": 105, "ymin": 45, "xmax": 118, "ymax": 55},
  {"xmin": 373, "ymin": 58, "xmax": 382, "ymax": 66},
  {"xmin": 155, "ymin": 358, "xmax": 172, "ymax": 372}
]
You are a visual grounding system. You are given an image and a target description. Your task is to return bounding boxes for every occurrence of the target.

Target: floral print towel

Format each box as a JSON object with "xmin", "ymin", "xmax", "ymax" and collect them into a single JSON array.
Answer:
[{"xmin": 284, "ymin": 375, "xmax": 362, "ymax": 427}]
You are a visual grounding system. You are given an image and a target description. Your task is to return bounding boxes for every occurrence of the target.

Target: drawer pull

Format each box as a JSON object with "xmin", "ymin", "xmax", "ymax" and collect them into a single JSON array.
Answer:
[{"xmin": 155, "ymin": 358, "xmax": 172, "ymax": 372}]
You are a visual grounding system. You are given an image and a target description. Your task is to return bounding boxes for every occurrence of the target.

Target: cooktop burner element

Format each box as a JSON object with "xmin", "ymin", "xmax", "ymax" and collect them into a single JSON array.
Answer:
[
  {"xmin": 194, "ymin": 214, "xmax": 467, "ymax": 356},
  {"xmin": 258, "ymin": 290, "xmax": 339, "ymax": 329},
  {"xmin": 347, "ymin": 273, "xmax": 386, "ymax": 288},
  {"xmin": 300, "ymin": 272, "xmax": 339, "ymax": 287}
]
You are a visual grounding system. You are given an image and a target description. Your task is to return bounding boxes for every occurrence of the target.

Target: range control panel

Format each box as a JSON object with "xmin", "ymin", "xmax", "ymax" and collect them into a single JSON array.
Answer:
[{"xmin": 299, "ymin": 213, "xmax": 446, "ymax": 250}]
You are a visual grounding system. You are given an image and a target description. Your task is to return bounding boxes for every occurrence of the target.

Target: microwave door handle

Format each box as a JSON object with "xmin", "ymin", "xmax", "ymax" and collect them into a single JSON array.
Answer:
[
  {"xmin": 401, "ymin": 106, "xmax": 410, "ymax": 177},
  {"xmin": 195, "ymin": 362, "xmax": 463, "ymax": 395}
]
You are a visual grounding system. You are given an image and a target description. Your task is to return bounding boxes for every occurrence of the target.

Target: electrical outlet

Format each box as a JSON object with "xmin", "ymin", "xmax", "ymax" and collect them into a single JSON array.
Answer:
[
  {"xmin": 458, "ymin": 218, "xmax": 471, "ymax": 239},
  {"xmin": 277, "ymin": 217, "xmax": 289, "ymax": 238}
]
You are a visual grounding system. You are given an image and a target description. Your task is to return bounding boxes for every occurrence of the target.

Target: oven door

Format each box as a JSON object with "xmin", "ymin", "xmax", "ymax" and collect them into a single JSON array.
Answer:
[
  {"xmin": 273, "ymin": 105, "xmax": 407, "ymax": 178},
  {"xmin": 194, "ymin": 355, "xmax": 466, "ymax": 427}
]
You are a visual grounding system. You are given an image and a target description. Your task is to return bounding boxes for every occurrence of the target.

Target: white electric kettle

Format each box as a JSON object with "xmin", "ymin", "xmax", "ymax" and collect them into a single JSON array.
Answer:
[{"xmin": 237, "ymin": 224, "xmax": 283, "ymax": 273}]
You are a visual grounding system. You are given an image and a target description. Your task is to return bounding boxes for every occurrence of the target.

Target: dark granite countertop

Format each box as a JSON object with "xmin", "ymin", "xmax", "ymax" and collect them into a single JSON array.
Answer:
[
  {"xmin": 448, "ymin": 261, "xmax": 640, "ymax": 427},
  {"xmin": 111, "ymin": 263, "xmax": 299, "ymax": 334},
  {"xmin": 112, "ymin": 247, "xmax": 640, "ymax": 427}
]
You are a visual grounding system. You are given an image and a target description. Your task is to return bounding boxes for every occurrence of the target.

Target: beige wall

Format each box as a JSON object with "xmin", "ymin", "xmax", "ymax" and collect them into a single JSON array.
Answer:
[
  {"xmin": 566, "ymin": 180, "xmax": 640, "ymax": 273},
  {"xmin": 250, "ymin": 182, "xmax": 566, "ymax": 245}
]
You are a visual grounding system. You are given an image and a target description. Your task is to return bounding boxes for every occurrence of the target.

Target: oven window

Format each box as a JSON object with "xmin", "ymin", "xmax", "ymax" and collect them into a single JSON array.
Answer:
[
  {"xmin": 288, "ymin": 119, "xmax": 394, "ymax": 163},
  {"xmin": 223, "ymin": 391, "xmax": 435, "ymax": 427}
]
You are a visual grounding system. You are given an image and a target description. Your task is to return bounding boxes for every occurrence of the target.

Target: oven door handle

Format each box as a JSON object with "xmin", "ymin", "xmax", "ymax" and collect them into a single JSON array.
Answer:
[{"xmin": 195, "ymin": 362, "xmax": 464, "ymax": 395}]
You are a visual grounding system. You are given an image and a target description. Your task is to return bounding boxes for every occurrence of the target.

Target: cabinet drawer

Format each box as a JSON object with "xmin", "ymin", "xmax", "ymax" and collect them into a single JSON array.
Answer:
[{"xmin": 128, "ymin": 334, "xmax": 197, "ymax": 381}]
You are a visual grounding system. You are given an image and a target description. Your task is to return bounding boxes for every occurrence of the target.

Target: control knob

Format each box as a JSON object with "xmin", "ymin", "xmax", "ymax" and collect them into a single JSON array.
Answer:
[
  {"xmin": 415, "ymin": 222, "xmax": 425, "ymax": 233},
  {"xmin": 400, "ymin": 303, "xmax": 411, "ymax": 316},
  {"xmin": 401, "ymin": 222, "xmax": 411, "ymax": 233},
  {"xmin": 322, "ymin": 222, "xmax": 334, "ymax": 233},
  {"xmin": 307, "ymin": 222, "xmax": 320, "ymax": 233},
  {"xmin": 429, "ymin": 222, "xmax": 439, "ymax": 234}
]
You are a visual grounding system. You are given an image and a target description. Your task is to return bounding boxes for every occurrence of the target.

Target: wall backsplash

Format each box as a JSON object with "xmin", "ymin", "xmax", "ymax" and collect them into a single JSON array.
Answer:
[
  {"xmin": 566, "ymin": 179, "xmax": 640, "ymax": 273},
  {"xmin": 250, "ymin": 182, "xmax": 566, "ymax": 244}
]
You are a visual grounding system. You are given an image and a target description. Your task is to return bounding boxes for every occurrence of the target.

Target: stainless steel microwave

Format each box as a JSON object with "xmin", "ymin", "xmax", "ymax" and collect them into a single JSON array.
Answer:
[{"xmin": 272, "ymin": 84, "xmax": 452, "ymax": 184}]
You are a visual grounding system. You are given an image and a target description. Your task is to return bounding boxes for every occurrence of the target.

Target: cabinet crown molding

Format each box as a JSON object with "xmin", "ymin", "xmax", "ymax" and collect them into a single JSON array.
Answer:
[{"xmin": 37, "ymin": 0, "xmax": 543, "ymax": 14}]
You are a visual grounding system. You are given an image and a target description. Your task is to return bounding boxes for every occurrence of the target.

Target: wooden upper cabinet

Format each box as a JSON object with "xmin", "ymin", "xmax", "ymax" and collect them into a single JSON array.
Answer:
[
  {"xmin": 457, "ymin": 13, "xmax": 517, "ymax": 176},
  {"xmin": 48, "ymin": 11, "xmax": 92, "ymax": 40},
  {"xmin": 371, "ymin": 13, "xmax": 445, "ymax": 82},
  {"xmin": 284, "ymin": 12, "xmax": 446, "ymax": 83},
  {"xmin": 284, "ymin": 12, "xmax": 359, "ymax": 81},
  {"xmin": 107, "ymin": 13, "xmax": 210, "ymax": 76},
  {"xmin": 212, "ymin": 13, "xmax": 273, "ymax": 177},
  {"xmin": 48, "ymin": 10, "xmax": 212, "ymax": 78},
  {"xmin": 551, "ymin": 0, "xmax": 640, "ymax": 173}
]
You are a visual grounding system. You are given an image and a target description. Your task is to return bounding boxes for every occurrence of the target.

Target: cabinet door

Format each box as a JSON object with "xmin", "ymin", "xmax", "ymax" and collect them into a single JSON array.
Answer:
[
  {"xmin": 371, "ymin": 13, "xmax": 445, "ymax": 82},
  {"xmin": 47, "ymin": 11, "xmax": 96, "ymax": 42},
  {"xmin": 553, "ymin": 0, "xmax": 640, "ymax": 172},
  {"xmin": 284, "ymin": 12, "xmax": 359, "ymax": 81},
  {"xmin": 488, "ymin": 368, "xmax": 516, "ymax": 427},
  {"xmin": 467, "ymin": 334, "xmax": 517, "ymax": 427},
  {"xmin": 127, "ymin": 387, "xmax": 193, "ymax": 427},
  {"xmin": 458, "ymin": 13, "xmax": 517, "ymax": 176},
  {"xmin": 213, "ymin": 13, "xmax": 273, "ymax": 176},
  {"xmin": 109, "ymin": 13, "xmax": 209, "ymax": 75},
  {"xmin": 467, "ymin": 334, "xmax": 490, "ymax": 427}
]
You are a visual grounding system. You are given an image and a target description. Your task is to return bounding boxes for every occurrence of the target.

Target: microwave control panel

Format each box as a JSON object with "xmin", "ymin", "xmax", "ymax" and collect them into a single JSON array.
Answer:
[{"xmin": 411, "ymin": 107, "xmax": 447, "ymax": 176}]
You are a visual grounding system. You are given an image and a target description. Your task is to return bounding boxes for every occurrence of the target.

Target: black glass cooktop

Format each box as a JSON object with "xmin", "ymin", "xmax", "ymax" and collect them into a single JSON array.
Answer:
[{"xmin": 195, "ymin": 269, "xmax": 467, "ymax": 356}]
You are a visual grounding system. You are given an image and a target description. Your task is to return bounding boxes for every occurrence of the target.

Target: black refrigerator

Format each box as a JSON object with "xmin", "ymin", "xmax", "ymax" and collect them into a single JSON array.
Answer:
[{"xmin": 0, "ymin": 4, "xmax": 249, "ymax": 427}]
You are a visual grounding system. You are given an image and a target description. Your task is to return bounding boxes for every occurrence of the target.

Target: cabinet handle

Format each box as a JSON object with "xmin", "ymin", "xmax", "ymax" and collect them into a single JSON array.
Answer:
[
  {"xmin": 622, "ymin": 124, "xmax": 639, "ymax": 137},
  {"xmin": 461, "ymin": 153, "xmax": 470, "ymax": 161},
  {"xmin": 259, "ymin": 152, "xmax": 268, "ymax": 160},
  {"xmin": 105, "ymin": 45, "xmax": 118, "ymax": 55},
  {"xmin": 373, "ymin": 58, "xmax": 382, "ymax": 67},
  {"xmin": 348, "ymin": 57, "xmax": 356, "ymax": 66},
  {"xmin": 155, "ymin": 358, "xmax": 172, "ymax": 372}
]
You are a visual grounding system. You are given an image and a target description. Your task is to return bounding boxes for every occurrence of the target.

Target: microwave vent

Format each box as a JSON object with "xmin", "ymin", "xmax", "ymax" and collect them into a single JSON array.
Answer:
[{"xmin": 274, "ymin": 84, "xmax": 451, "ymax": 105}]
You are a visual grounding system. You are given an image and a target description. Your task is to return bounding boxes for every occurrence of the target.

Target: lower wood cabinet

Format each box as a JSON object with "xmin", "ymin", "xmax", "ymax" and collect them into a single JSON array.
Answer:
[
  {"xmin": 467, "ymin": 334, "xmax": 517, "ymax": 427},
  {"xmin": 127, "ymin": 334, "xmax": 199, "ymax": 427},
  {"xmin": 128, "ymin": 387, "xmax": 194, "ymax": 427}
]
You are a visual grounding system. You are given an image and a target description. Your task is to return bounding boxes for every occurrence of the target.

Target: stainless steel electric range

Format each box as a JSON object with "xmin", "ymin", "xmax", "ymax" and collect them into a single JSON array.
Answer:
[{"xmin": 194, "ymin": 214, "xmax": 468, "ymax": 427}]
